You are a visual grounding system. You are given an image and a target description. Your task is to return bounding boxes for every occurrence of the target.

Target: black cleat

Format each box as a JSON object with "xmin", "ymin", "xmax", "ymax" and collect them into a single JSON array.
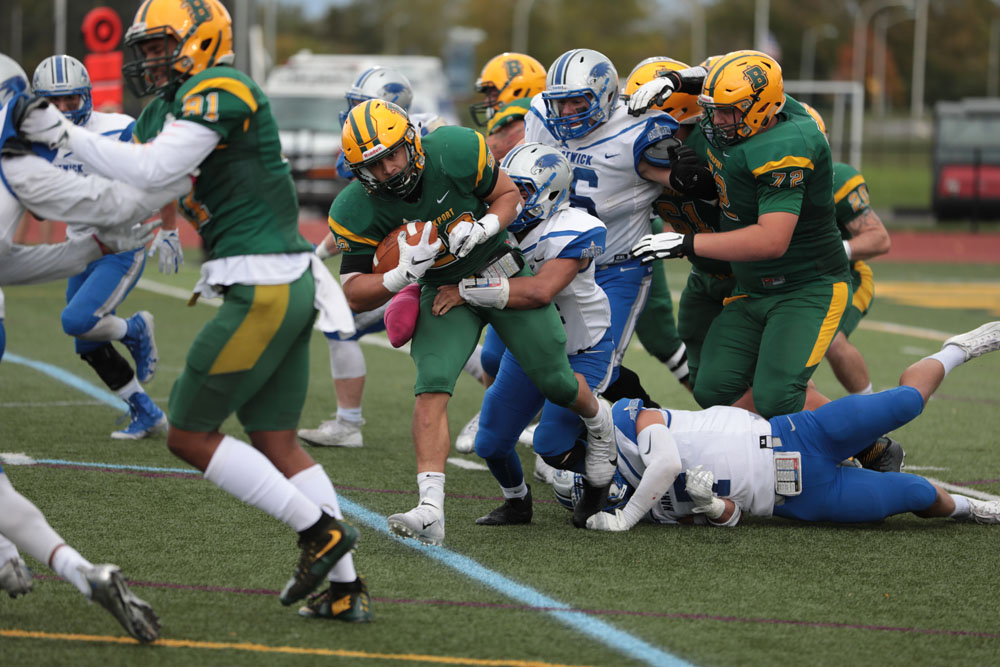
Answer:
[
  {"xmin": 280, "ymin": 513, "xmax": 359, "ymax": 606},
  {"xmin": 298, "ymin": 576, "xmax": 373, "ymax": 622},
  {"xmin": 476, "ymin": 486, "xmax": 533, "ymax": 525},
  {"xmin": 854, "ymin": 436, "xmax": 905, "ymax": 473},
  {"xmin": 572, "ymin": 480, "xmax": 609, "ymax": 528}
]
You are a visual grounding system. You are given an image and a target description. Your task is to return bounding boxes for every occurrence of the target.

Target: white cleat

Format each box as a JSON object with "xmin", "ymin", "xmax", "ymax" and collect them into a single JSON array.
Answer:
[
  {"xmin": 454, "ymin": 411, "xmax": 480, "ymax": 454},
  {"xmin": 943, "ymin": 322, "xmax": 1000, "ymax": 361},
  {"xmin": 387, "ymin": 501, "xmax": 445, "ymax": 546},
  {"xmin": 83, "ymin": 564, "xmax": 160, "ymax": 643},
  {"xmin": 533, "ymin": 453, "xmax": 556, "ymax": 485},
  {"xmin": 0, "ymin": 557, "xmax": 33, "ymax": 598},
  {"xmin": 584, "ymin": 398, "xmax": 616, "ymax": 487},
  {"xmin": 298, "ymin": 418, "xmax": 364, "ymax": 448},
  {"xmin": 967, "ymin": 498, "xmax": 1000, "ymax": 524}
]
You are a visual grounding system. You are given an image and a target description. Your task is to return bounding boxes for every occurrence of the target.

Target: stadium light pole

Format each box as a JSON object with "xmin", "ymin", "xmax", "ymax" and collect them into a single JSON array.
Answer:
[
  {"xmin": 852, "ymin": 0, "xmax": 914, "ymax": 98},
  {"xmin": 753, "ymin": 0, "xmax": 770, "ymax": 53},
  {"xmin": 53, "ymin": 0, "xmax": 66, "ymax": 54},
  {"xmin": 989, "ymin": 17, "xmax": 1000, "ymax": 97},
  {"xmin": 512, "ymin": 0, "xmax": 539, "ymax": 54},
  {"xmin": 683, "ymin": 0, "xmax": 707, "ymax": 65},
  {"xmin": 800, "ymin": 23, "xmax": 838, "ymax": 83},
  {"xmin": 910, "ymin": 0, "xmax": 928, "ymax": 121}
]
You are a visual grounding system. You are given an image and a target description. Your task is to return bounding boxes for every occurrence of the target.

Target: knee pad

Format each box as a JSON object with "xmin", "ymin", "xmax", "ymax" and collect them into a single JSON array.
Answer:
[
  {"xmin": 541, "ymin": 439, "xmax": 588, "ymax": 474},
  {"xmin": 753, "ymin": 389, "xmax": 806, "ymax": 421},
  {"xmin": 80, "ymin": 344, "xmax": 134, "ymax": 390},
  {"xmin": 60, "ymin": 306, "xmax": 97, "ymax": 338},
  {"xmin": 328, "ymin": 338, "xmax": 365, "ymax": 379}
]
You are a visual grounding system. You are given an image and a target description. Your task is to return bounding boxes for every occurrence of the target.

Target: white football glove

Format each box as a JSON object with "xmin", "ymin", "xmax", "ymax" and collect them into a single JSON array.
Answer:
[
  {"xmin": 627, "ymin": 78, "xmax": 677, "ymax": 116},
  {"xmin": 685, "ymin": 465, "xmax": 726, "ymax": 519},
  {"xmin": 18, "ymin": 98, "xmax": 74, "ymax": 150},
  {"xmin": 147, "ymin": 228, "xmax": 184, "ymax": 274},
  {"xmin": 630, "ymin": 232, "xmax": 690, "ymax": 263},
  {"xmin": 95, "ymin": 218, "xmax": 163, "ymax": 254},
  {"xmin": 458, "ymin": 275, "xmax": 510, "ymax": 309},
  {"xmin": 585, "ymin": 509, "xmax": 631, "ymax": 532},
  {"xmin": 448, "ymin": 213, "xmax": 501, "ymax": 259},
  {"xmin": 382, "ymin": 222, "xmax": 443, "ymax": 293}
]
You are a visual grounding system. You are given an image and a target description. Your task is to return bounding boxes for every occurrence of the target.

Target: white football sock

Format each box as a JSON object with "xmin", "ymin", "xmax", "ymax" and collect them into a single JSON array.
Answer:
[
  {"xmin": 114, "ymin": 377, "xmax": 142, "ymax": 401},
  {"xmin": 204, "ymin": 436, "xmax": 321, "ymax": 532},
  {"xmin": 289, "ymin": 464, "xmax": 357, "ymax": 584},
  {"xmin": 950, "ymin": 494, "xmax": 972, "ymax": 518},
  {"xmin": 417, "ymin": 472, "xmax": 445, "ymax": 510},
  {"xmin": 462, "ymin": 344, "xmax": 485, "ymax": 382},
  {"xmin": 0, "ymin": 474, "xmax": 64, "ymax": 568},
  {"xmin": 927, "ymin": 345, "xmax": 967, "ymax": 376},
  {"xmin": 852, "ymin": 382, "xmax": 873, "ymax": 395},
  {"xmin": 501, "ymin": 482, "xmax": 528, "ymax": 500},
  {"xmin": 336, "ymin": 407, "xmax": 363, "ymax": 424},
  {"xmin": 76, "ymin": 315, "xmax": 128, "ymax": 341},
  {"xmin": 50, "ymin": 545, "xmax": 93, "ymax": 597}
]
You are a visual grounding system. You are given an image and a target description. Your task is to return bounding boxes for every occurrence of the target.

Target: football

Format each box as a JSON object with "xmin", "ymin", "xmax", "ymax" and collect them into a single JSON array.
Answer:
[{"xmin": 373, "ymin": 221, "xmax": 438, "ymax": 274}]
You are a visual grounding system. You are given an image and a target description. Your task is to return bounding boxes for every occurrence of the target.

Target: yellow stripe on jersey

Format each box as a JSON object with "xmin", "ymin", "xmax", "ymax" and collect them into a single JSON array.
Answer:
[
  {"xmin": 474, "ymin": 131, "xmax": 488, "ymax": 188},
  {"xmin": 184, "ymin": 77, "xmax": 259, "ymax": 113},
  {"xmin": 834, "ymin": 174, "xmax": 866, "ymax": 204},
  {"xmin": 210, "ymin": 284, "xmax": 288, "ymax": 375},
  {"xmin": 806, "ymin": 281, "xmax": 849, "ymax": 367},
  {"xmin": 851, "ymin": 260, "xmax": 875, "ymax": 312},
  {"xmin": 328, "ymin": 216, "xmax": 379, "ymax": 248},
  {"xmin": 751, "ymin": 156, "xmax": 814, "ymax": 178}
]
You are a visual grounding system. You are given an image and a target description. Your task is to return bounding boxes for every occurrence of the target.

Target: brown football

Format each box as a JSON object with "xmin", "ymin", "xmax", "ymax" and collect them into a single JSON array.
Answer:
[{"xmin": 373, "ymin": 221, "xmax": 438, "ymax": 274}]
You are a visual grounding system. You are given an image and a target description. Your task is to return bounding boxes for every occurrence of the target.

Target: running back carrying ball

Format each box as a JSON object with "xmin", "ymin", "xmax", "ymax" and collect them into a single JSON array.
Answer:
[{"xmin": 373, "ymin": 221, "xmax": 439, "ymax": 273}]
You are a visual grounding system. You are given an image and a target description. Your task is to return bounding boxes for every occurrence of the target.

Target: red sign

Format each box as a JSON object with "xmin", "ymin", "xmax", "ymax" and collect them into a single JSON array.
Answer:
[{"xmin": 81, "ymin": 7, "xmax": 124, "ymax": 112}]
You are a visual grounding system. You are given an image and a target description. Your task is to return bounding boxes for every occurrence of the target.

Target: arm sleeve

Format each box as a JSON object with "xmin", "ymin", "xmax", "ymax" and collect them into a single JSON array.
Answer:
[
  {"xmin": 0, "ymin": 237, "xmax": 100, "ymax": 286},
  {"xmin": 620, "ymin": 423, "xmax": 683, "ymax": 527},
  {"xmin": 64, "ymin": 119, "xmax": 218, "ymax": 189},
  {"xmin": 5, "ymin": 154, "xmax": 192, "ymax": 227}
]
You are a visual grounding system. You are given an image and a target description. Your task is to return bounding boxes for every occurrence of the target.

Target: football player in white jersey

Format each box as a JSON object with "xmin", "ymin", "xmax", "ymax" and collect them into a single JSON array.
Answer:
[
  {"xmin": 524, "ymin": 49, "xmax": 684, "ymax": 405},
  {"xmin": 431, "ymin": 143, "xmax": 613, "ymax": 525},
  {"xmin": 33, "ymin": 55, "xmax": 179, "ymax": 440},
  {"xmin": 0, "ymin": 52, "xmax": 191, "ymax": 642},
  {"xmin": 303, "ymin": 66, "xmax": 459, "ymax": 448},
  {"xmin": 576, "ymin": 322, "xmax": 1000, "ymax": 531}
]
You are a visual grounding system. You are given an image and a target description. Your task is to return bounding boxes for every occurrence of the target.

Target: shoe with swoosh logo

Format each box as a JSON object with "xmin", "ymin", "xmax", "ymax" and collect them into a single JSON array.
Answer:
[
  {"xmin": 280, "ymin": 513, "xmax": 359, "ymax": 605},
  {"xmin": 298, "ymin": 575, "xmax": 373, "ymax": 622},
  {"xmin": 387, "ymin": 500, "xmax": 445, "ymax": 546}
]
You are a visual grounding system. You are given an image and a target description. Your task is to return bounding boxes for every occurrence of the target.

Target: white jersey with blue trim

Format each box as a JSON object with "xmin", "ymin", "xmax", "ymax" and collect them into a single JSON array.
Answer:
[
  {"xmin": 55, "ymin": 111, "xmax": 135, "ymax": 240},
  {"xmin": 612, "ymin": 399, "xmax": 777, "ymax": 522},
  {"xmin": 524, "ymin": 95, "xmax": 676, "ymax": 266},
  {"xmin": 518, "ymin": 205, "xmax": 610, "ymax": 353}
]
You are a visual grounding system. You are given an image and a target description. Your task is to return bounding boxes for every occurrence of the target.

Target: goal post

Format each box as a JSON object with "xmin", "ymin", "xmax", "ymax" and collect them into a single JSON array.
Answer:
[{"xmin": 784, "ymin": 80, "xmax": 864, "ymax": 169}]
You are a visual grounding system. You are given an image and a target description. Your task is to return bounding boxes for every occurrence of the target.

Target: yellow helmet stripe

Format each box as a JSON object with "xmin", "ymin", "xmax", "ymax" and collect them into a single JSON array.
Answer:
[
  {"xmin": 184, "ymin": 77, "xmax": 258, "ymax": 112},
  {"xmin": 347, "ymin": 106, "xmax": 373, "ymax": 151},
  {"xmin": 833, "ymin": 174, "xmax": 866, "ymax": 204},
  {"xmin": 750, "ymin": 156, "xmax": 814, "ymax": 178},
  {"xmin": 474, "ymin": 131, "xmax": 488, "ymax": 188},
  {"xmin": 136, "ymin": 0, "xmax": 155, "ymax": 22},
  {"xmin": 328, "ymin": 216, "xmax": 379, "ymax": 248}
]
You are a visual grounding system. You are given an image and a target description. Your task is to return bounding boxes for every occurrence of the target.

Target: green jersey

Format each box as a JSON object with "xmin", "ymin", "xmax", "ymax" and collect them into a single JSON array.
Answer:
[
  {"xmin": 832, "ymin": 162, "xmax": 871, "ymax": 239},
  {"xmin": 653, "ymin": 125, "xmax": 732, "ymax": 277},
  {"xmin": 703, "ymin": 108, "xmax": 848, "ymax": 294},
  {"xmin": 133, "ymin": 66, "xmax": 309, "ymax": 260},
  {"xmin": 329, "ymin": 126, "xmax": 503, "ymax": 286}
]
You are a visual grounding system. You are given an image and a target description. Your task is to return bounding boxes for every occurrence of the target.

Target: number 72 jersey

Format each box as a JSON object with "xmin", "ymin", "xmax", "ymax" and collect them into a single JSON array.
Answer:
[{"xmin": 524, "ymin": 95, "xmax": 677, "ymax": 266}]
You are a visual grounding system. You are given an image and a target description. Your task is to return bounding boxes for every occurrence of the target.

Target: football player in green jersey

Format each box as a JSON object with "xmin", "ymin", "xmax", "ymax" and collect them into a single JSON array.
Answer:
[
  {"xmin": 20, "ymin": 0, "xmax": 370, "ymax": 621},
  {"xmin": 332, "ymin": 100, "xmax": 617, "ymax": 544},
  {"xmin": 631, "ymin": 50, "xmax": 852, "ymax": 420},
  {"xmin": 802, "ymin": 103, "xmax": 892, "ymax": 397}
]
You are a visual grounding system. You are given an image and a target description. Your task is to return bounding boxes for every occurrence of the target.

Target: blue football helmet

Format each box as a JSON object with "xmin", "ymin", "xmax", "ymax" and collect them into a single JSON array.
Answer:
[
  {"xmin": 543, "ymin": 49, "xmax": 619, "ymax": 141},
  {"xmin": 338, "ymin": 67, "xmax": 414, "ymax": 127},
  {"xmin": 500, "ymin": 142, "xmax": 573, "ymax": 233},
  {"xmin": 552, "ymin": 469, "xmax": 633, "ymax": 512},
  {"xmin": 33, "ymin": 55, "xmax": 93, "ymax": 126},
  {"xmin": 0, "ymin": 53, "xmax": 29, "ymax": 107}
]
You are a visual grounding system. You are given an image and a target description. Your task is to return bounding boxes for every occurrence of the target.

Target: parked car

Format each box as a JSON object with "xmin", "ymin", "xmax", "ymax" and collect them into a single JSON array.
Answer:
[{"xmin": 932, "ymin": 98, "xmax": 1000, "ymax": 220}]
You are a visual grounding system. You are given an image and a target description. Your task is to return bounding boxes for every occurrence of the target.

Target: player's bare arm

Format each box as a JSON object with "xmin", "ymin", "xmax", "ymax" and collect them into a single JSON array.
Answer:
[
  {"xmin": 844, "ymin": 208, "xmax": 890, "ymax": 261},
  {"xmin": 692, "ymin": 211, "xmax": 798, "ymax": 261}
]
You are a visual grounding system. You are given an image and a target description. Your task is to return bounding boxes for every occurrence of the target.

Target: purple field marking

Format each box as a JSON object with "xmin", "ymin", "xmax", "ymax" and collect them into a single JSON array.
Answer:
[{"xmin": 31, "ymin": 575, "xmax": 998, "ymax": 639}]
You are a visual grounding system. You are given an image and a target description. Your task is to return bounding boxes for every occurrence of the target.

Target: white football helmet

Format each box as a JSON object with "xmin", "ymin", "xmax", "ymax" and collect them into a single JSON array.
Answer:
[
  {"xmin": 32, "ymin": 55, "xmax": 93, "ymax": 125},
  {"xmin": 552, "ymin": 469, "xmax": 632, "ymax": 511},
  {"xmin": 339, "ymin": 67, "xmax": 414, "ymax": 127},
  {"xmin": 543, "ymin": 49, "xmax": 619, "ymax": 141},
  {"xmin": 500, "ymin": 142, "xmax": 573, "ymax": 232},
  {"xmin": 0, "ymin": 53, "xmax": 29, "ymax": 107}
]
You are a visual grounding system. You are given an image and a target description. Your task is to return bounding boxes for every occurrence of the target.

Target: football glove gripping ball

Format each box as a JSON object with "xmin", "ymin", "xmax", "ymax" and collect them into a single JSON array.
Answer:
[
  {"xmin": 382, "ymin": 222, "xmax": 442, "ymax": 293},
  {"xmin": 448, "ymin": 213, "xmax": 501, "ymax": 259}
]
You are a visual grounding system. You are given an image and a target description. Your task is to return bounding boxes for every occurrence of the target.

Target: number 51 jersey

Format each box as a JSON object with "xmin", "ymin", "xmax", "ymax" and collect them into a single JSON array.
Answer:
[{"xmin": 524, "ymin": 95, "xmax": 678, "ymax": 267}]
